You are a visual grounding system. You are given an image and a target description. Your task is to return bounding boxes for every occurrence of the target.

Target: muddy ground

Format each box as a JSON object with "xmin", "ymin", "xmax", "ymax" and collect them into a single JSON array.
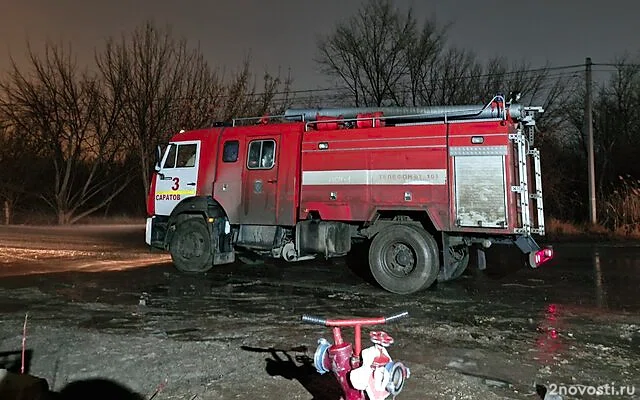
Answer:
[{"xmin": 0, "ymin": 225, "xmax": 638, "ymax": 399}]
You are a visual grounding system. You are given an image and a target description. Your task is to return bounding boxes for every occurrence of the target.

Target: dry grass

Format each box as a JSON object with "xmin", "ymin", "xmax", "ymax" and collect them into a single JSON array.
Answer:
[
  {"xmin": 546, "ymin": 218, "xmax": 585, "ymax": 236},
  {"xmin": 600, "ymin": 175, "xmax": 640, "ymax": 236},
  {"xmin": 546, "ymin": 217, "xmax": 640, "ymax": 241},
  {"xmin": 546, "ymin": 176, "xmax": 640, "ymax": 241}
]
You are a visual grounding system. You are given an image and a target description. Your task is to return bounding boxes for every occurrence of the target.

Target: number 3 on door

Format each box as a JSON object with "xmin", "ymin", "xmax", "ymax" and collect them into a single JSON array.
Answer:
[{"xmin": 172, "ymin": 177, "xmax": 180, "ymax": 191}]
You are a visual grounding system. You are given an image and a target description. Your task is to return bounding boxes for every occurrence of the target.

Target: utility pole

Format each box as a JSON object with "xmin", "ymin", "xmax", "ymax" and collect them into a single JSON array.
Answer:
[{"xmin": 585, "ymin": 57, "xmax": 597, "ymax": 224}]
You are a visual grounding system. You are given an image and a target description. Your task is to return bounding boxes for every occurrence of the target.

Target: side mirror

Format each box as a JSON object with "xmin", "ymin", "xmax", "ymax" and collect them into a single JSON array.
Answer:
[{"xmin": 154, "ymin": 145, "xmax": 162, "ymax": 172}]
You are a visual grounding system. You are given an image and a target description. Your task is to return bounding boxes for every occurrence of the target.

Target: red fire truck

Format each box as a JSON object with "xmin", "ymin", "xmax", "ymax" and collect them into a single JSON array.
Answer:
[{"xmin": 145, "ymin": 95, "xmax": 553, "ymax": 294}]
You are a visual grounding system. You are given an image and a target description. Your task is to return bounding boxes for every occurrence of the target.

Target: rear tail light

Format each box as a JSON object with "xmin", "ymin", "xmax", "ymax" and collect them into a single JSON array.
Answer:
[{"xmin": 533, "ymin": 246, "xmax": 554, "ymax": 267}]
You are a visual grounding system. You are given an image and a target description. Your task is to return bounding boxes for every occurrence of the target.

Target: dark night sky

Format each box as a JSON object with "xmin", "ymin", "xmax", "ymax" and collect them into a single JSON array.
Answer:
[{"xmin": 1, "ymin": 0, "xmax": 639, "ymax": 90}]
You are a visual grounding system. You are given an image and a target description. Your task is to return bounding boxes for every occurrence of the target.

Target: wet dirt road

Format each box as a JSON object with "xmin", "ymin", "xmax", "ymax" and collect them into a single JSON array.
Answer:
[{"xmin": 0, "ymin": 225, "xmax": 638, "ymax": 399}]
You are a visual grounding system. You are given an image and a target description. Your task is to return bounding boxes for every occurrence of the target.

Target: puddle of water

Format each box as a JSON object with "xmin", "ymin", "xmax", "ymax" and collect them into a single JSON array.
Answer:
[
  {"xmin": 475, "ymin": 244, "xmax": 640, "ymax": 314},
  {"xmin": 549, "ymin": 245, "xmax": 640, "ymax": 312}
]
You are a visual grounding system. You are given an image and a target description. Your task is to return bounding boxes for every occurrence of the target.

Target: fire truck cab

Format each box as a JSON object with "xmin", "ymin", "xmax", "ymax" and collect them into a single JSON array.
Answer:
[{"xmin": 145, "ymin": 95, "xmax": 553, "ymax": 294}]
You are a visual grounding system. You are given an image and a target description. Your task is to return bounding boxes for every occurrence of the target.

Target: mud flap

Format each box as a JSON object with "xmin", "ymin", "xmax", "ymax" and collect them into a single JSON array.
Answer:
[
  {"xmin": 439, "ymin": 233, "xmax": 477, "ymax": 282},
  {"xmin": 145, "ymin": 217, "xmax": 153, "ymax": 245},
  {"xmin": 209, "ymin": 217, "xmax": 235, "ymax": 265},
  {"xmin": 214, "ymin": 251, "xmax": 235, "ymax": 265},
  {"xmin": 513, "ymin": 235, "xmax": 550, "ymax": 269},
  {"xmin": 514, "ymin": 235, "xmax": 540, "ymax": 253},
  {"xmin": 476, "ymin": 248, "xmax": 486, "ymax": 270},
  {"xmin": 439, "ymin": 233, "xmax": 470, "ymax": 280},
  {"xmin": 147, "ymin": 216, "xmax": 169, "ymax": 250}
]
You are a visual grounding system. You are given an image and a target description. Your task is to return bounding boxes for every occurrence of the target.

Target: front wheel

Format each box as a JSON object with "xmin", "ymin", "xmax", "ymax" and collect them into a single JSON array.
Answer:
[
  {"xmin": 170, "ymin": 218, "xmax": 214, "ymax": 273},
  {"xmin": 368, "ymin": 224, "xmax": 439, "ymax": 294}
]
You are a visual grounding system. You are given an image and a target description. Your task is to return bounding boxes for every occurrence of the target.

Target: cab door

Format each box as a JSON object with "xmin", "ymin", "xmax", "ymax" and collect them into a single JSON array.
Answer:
[
  {"xmin": 242, "ymin": 136, "xmax": 280, "ymax": 224},
  {"xmin": 154, "ymin": 140, "xmax": 200, "ymax": 216}
]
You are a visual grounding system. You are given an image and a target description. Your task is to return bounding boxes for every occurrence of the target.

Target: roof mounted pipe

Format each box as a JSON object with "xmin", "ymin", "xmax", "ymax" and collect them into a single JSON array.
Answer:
[{"xmin": 284, "ymin": 95, "xmax": 531, "ymax": 123}]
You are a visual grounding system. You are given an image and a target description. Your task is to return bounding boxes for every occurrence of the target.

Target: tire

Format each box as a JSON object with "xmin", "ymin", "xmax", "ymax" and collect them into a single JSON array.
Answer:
[
  {"xmin": 368, "ymin": 224, "xmax": 439, "ymax": 294},
  {"xmin": 169, "ymin": 218, "xmax": 214, "ymax": 273},
  {"xmin": 437, "ymin": 245, "xmax": 470, "ymax": 282}
]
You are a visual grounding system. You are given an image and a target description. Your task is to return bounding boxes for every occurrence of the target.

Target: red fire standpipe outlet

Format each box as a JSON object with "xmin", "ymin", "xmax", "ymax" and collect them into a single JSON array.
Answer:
[
  {"xmin": 329, "ymin": 342, "xmax": 362, "ymax": 400},
  {"xmin": 301, "ymin": 312, "xmax": 411, "ymax": 400}
]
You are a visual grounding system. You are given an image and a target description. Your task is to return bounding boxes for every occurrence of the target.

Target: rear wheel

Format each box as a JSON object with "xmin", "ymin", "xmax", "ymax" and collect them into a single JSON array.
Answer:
[
  {"xmin": 368, "ymin": 224, "xmax": 439, "ymax": 294},
  {"xmin": 170, "ymin": 218, "xmax": 214, "ymax": 273}
]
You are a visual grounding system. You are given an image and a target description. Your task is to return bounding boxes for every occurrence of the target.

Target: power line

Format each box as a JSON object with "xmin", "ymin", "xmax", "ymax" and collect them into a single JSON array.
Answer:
[
  {"xmin": 592, "ymin": 62, "xmax": 640, "ymax": 68},
  {"xmin": 282, "ymin": 63, "xmax": 586, "ymax": 97},
  {"xmin": 270, "ymin": 71, "xmax": 585, "ymax": 103},
  {"xmin": 121, "ymin": 61, "xmax": 639, "ymax": 106},
  {"xmin": 164, "ymin": 63, "xmax": 587, "ymax": 103},
  {"xmin": 8, "ymin": 60, "xmax": 631, "ymax": 109}
]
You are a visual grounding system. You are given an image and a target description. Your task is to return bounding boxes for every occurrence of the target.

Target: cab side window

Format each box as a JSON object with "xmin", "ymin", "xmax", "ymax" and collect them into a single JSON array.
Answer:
[
  {"xmin": 247, "ymin": 140, "xmax": 276, "ymax": 169},
  {"xmin": 163, "ymin": 143, "xmax": 197, "ymax": 168},
  {"xmin": 176, "ymin": 144, "xmax": 197, "ymax": 167},
  {"xmin": 223, "ymin": 140, "xmax": 239, "ymax": 162},
  {"xmin": 163, "ymin": 144, "xmax": 177, "ymax": 168}
]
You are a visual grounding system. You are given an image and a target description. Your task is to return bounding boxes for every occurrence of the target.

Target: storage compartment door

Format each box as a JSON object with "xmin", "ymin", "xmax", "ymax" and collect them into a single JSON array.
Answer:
[{"xmin": 453, "ymin": 149, "xmax": 507, "ymax": 228}]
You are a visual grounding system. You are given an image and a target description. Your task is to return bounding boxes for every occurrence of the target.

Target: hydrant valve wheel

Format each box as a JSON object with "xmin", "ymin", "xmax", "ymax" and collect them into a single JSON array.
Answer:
[{"xmin": 370, "ymin": 331, "xmax": 394, "ymax": 347}]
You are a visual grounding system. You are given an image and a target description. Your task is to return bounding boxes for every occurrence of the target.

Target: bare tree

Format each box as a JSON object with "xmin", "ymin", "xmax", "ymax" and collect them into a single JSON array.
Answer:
[
  {"xmin": 316, "ymin": 0, "xmax": 574, "ymax": 115},
  {"xmin": 317, "ymin": 0, "xmax": 445, "ymax": 107},
  {"xmin": 99, "ymin": 22, "xmax": 294, "ymax": 199},
  {"xmin": 0, "ymin": 42, "xmax": 130, "ymax": 224},
  {"xmin": 563, "ymin": 56, "xmax": 640, "ymax": 185},
  {"xmin": 404, "ymin": 20, "xmax": 449, "ymax": 106},
  {"xmin": 214, "ymin": 58, "xmax": 294, "ymax": 121},
  {"xmin": 593, "ymin": 59, "xmax": 640, "ymax": 185},
  {"xmin": 417, "ymin": 47, "xmax": 484, "ymax": 105},
  {"xmin": 97, "ymin": 22, "xmax": 211, "ymax": 198},
  {"xmin": 173, "ymin": 52, "xmax": 224, "ymax": 130},
  {"xmin": 0, "ymin": 121, "xmax": 34, "ymax": 224},
  {"xmin": 571, "ymin": 57, "xmax": 640, "ymax": 228}
]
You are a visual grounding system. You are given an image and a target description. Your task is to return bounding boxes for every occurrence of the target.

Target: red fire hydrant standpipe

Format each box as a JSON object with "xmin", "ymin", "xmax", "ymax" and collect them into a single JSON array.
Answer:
[{"xmin": 301, "ymin": 311, "xmax": 411, "ymax": 400}]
